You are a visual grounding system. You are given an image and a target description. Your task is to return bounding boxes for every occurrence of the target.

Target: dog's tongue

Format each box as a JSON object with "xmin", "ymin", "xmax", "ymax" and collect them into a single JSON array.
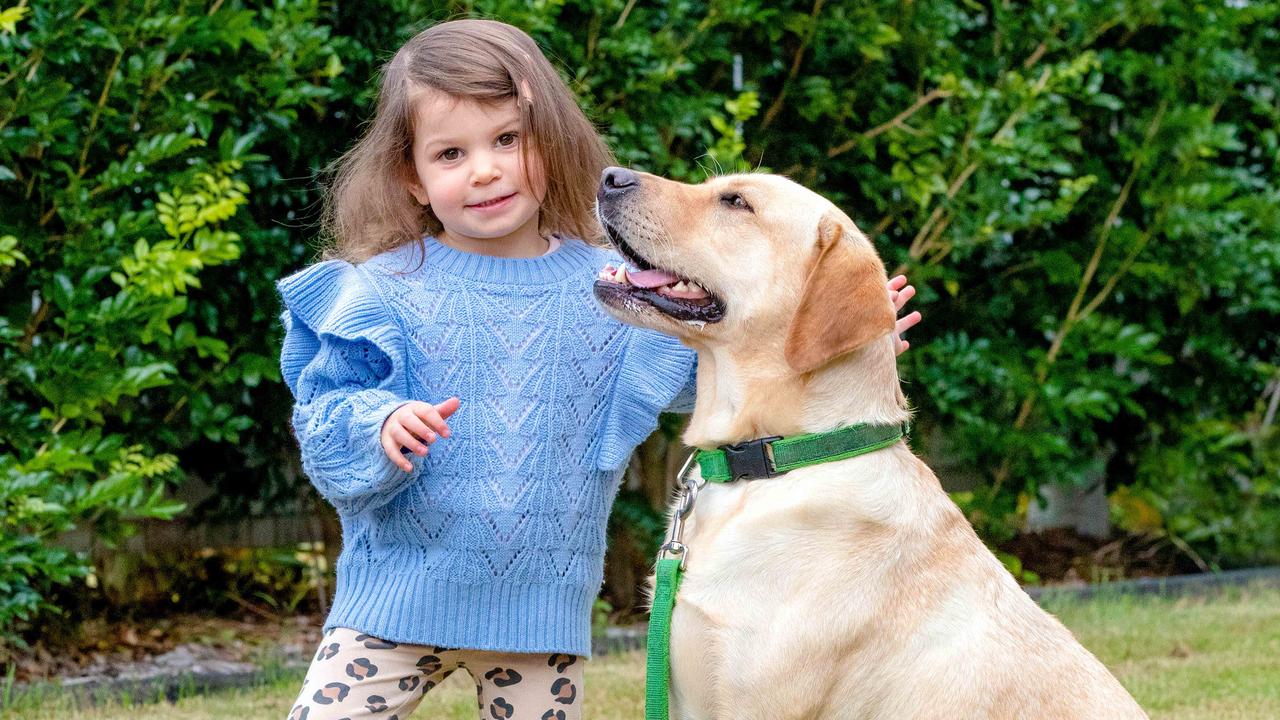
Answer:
[{"xmin": 628, "ymin": 269, "xmax": 681, "ymax": 289}]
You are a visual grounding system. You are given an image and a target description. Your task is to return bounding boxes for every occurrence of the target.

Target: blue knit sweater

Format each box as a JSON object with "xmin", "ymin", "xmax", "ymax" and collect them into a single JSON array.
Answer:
[{"xmin": 277, "ymin": 236, "xmax": 696, "ymax": 657}]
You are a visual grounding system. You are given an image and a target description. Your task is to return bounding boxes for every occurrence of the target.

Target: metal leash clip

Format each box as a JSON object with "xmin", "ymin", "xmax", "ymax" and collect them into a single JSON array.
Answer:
[{"xmin": 659, "ymin": 452, "xmax": 703, "ymax": 570}]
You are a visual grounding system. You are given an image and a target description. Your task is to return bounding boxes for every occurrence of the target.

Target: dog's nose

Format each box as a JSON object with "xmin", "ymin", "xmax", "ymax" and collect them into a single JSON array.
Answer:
[{"xmin": 600, "ymin": 166, "xmax": 639, "ymax": 198}]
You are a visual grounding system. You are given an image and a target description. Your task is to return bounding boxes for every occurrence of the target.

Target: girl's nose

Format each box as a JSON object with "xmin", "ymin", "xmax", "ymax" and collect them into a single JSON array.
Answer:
[{"xmin": 470, "ymin": 153, "xmax": 501, "ymax": 184}]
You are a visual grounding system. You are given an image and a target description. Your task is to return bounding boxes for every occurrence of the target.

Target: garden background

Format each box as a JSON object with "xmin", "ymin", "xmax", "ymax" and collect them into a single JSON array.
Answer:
[{"xmin": 1, "ymin": 0, "xmax": 1278, "ymax": 687}]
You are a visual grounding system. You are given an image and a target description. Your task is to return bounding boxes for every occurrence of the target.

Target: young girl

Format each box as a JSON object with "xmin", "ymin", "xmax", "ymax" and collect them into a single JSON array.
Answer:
[{"xmin": 278, "ymin": 19, "xmax": 919, "ymax": 720}]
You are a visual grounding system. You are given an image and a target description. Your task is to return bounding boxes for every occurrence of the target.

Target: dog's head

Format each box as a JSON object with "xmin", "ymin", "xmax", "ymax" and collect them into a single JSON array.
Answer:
[{"xmin": 593, "ymin": 167, "xmax": 896, "ymax": 374}]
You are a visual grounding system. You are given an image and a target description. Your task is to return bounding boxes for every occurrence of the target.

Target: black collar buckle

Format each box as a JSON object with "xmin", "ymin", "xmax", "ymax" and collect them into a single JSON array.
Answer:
[{"xmin": 721, "ymin": 436, "xmax": 782, "ymax": 481}]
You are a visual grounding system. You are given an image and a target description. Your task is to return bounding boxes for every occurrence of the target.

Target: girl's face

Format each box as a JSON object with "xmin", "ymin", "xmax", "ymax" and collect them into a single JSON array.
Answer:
[{"xmin": 407, "ymin": 92, "xmax": 548, "ymax": 256}]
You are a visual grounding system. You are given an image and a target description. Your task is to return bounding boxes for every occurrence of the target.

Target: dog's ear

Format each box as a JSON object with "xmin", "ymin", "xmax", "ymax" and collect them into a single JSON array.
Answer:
[{"xmin": 784, "ymin": 214, "xmax": 896, "ymax": 374}]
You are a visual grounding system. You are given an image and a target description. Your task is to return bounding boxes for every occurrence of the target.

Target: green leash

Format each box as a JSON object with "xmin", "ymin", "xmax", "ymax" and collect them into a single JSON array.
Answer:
[
  {"xmin": 644, "ymin": 420, "xmax": 911, "ymax": 720},
  {"xmin": 645, "ymin": 557, "xmax": 683, "ymax": 719}
]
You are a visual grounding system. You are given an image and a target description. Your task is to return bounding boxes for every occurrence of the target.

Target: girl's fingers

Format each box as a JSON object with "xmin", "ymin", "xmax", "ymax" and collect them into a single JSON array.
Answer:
[
  {"xmin": 401, "ymin": 414, "xmax": 437, "ymax": 445},
  {"xmin": 435, "ymin": 397, "xmax": 461, "ymax": 421},
  {"xmin": 392, "ymin": 427, "xmax": 429, "ymax": 456},
  {"xmin": 896, "ymin": 310, "xmax": 922, "ymax": 336},
  {"xmin": 888, "ymin": 275, "xmax": 908, "ymax": 292},
  {"xmin": 893, "ymin": 284, "xmax": 916, "ymax": 312},
  {"xmin": 381, "ymin": 431, "xmax": 415, "ymax": 471},
  {"xmin": 413, "ymin": 404, "xmax": 452, "ymax": 438}
]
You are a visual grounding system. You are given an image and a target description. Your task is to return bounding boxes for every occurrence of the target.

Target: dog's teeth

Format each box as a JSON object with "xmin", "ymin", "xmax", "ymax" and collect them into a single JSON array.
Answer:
[
  {"xmin": 614, "ymin": 265, "xmax": 628, "ymax": 283},
  {"xmin": 689, "ymin": 282, "xmax": 705, "ymax": 293},
  {"xmin": 673, "ymin": 281, "xmax": 688, "ymax": 292}
]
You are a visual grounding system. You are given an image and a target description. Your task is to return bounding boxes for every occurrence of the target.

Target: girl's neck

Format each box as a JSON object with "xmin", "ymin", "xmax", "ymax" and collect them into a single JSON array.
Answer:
[{"xmin": 438, "ymin": 217, "xmax": 548, "ymax": 259}]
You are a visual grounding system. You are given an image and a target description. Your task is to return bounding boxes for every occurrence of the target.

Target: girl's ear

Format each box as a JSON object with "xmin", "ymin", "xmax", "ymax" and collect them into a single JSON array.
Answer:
[
  {"xmin": 407, "ymin": 180, "xmax": 430, "ymax": 206},
  {"xmin": 404, "ymin": 165, "xmax": 430, "ymax": 204},
  {"xmin": 401, "ymin": 159, "xmax": 429, "ymax": 206}
]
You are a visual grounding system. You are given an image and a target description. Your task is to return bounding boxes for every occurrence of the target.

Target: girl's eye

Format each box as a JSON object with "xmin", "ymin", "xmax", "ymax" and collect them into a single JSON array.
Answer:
[
  {"xmin": 496, "ymin": 132, "xmax": 518, "ymax": 147},
  {"xmin": 720, "ymin": 193, "xmax": 753, "ymax": 212},
  {"xmin": 438, "ymin": 148, "xmax": 461, "ymax": 162}
]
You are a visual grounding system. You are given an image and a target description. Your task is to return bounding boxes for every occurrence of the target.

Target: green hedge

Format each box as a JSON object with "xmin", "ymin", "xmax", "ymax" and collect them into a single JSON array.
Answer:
[{"xmin": 2, "ymin": 0, "xmax": 1277, "ymax": 640}]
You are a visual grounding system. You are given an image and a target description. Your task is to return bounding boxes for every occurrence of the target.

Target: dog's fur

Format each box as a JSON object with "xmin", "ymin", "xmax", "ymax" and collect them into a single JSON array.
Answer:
[{"xmin": 594, "ymin": 170, "xmax": 1147, "ymax": 720}]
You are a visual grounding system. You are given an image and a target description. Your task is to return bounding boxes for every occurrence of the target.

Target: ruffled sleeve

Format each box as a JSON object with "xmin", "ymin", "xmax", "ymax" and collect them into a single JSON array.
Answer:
[
  {"xmin": 595, "ymin": 325, "xmax": 699, "ymax": 472},
  {"xmin": 278, "ymin": 259, "xmax": 421, "ymax": 515}
]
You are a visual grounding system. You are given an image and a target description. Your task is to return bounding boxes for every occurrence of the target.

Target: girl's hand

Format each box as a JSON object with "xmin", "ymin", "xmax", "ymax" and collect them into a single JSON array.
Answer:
[
  {"xmin": 888, "ymin": 275, "xmax": 922, "ymax": 356},
  {"xmin": 381, "ymin": 397, "xmax": 461, "ymax": 472}
]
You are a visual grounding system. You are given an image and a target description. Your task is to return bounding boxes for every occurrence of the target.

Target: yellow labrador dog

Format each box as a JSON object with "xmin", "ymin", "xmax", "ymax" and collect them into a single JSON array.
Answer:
[{"xmin": 592, "ymin": 167, "xmax": 1146, "ymax": 720}]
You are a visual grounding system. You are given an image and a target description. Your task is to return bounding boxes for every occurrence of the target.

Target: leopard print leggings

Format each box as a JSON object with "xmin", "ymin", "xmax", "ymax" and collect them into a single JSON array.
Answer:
[{"xmin": 286, "ymin": 627, "xmax": 583, "ymax": 720}]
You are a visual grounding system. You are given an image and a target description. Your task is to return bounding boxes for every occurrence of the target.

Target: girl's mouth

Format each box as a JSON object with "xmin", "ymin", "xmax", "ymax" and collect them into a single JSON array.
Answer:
[{"xmin": 467, "ymin": 193, "xmax": 516, "ymax": 210}]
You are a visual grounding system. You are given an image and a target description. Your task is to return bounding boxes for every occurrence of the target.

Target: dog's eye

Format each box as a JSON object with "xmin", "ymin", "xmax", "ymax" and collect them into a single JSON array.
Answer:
[{"xmin": 720, "ymin": 193, "xmax": 753, "ymax": 212}]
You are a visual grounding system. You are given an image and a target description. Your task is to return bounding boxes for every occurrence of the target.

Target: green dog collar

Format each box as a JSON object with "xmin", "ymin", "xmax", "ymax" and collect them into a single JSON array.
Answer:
[{"xmin": 696, "ymin": 420, "xmax": 911, "ymax": 483}]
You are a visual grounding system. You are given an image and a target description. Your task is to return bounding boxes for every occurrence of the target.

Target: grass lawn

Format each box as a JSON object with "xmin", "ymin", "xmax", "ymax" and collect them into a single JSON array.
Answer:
[
  {"xmin": 5, "ymin": 586, "xmax": 1278, "ymax": 720},
  {"xmin": 1041, "ymin": 587, "xmax": 1280, "ymax": 719}
]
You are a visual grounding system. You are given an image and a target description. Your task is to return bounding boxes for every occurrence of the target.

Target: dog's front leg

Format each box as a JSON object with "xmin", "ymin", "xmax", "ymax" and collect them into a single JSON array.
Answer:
[{"xmin": 667, "ymin": 593, "xmax": 726, "ymax": 720}]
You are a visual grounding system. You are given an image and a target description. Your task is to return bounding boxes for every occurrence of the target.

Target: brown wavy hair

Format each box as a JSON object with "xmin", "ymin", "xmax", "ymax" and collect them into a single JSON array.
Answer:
[{"xmin": 320, "ymin": 19, "xmax": 614, "ymax": 262}]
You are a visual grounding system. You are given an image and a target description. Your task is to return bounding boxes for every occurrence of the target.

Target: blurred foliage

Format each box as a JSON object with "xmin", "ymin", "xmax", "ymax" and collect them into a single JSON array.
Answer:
[
  {"xmin": 1, "ymin": 0, "xmax": 1277, "ymax": 638},
  {"xmin": 91, "ymin": 543, "xmax": 327, "ymax": 618},
  {"xmin": 0, "ymin": 0, "xmax": 338, "ymax": 641},
  {"xmin": 32, "ymin": 543, "xmax": 330, "ymax": 639}
]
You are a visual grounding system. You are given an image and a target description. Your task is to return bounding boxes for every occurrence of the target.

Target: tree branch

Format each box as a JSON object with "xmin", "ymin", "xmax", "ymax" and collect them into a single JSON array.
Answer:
[
  {"xmin": 1263, "ymin": 377, "xmax": 1280, "ymax": 430},
  {"xmin": 759, "ymin": 0, "xmax": 826, "ymax": 133},
  {"xmin": 993, "ymin": 103, "xmax": 1168, "ymax": 491},
  {"xmin": 827, "ymin": 87, "xmax": 953, "ymax": 159},
  {"xmin": 613, "ymin": 0, "xmax": 638, "ymax": 30},
  {"xmin": 77, "ymin": 51, "xmax": 124, "ymax": 177}
]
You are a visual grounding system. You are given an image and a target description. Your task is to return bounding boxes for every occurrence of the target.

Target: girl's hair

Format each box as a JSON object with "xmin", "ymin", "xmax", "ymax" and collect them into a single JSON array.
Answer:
[{"xmin": 320, "ymin": 19, "xmax": 614, "ymax": 262}]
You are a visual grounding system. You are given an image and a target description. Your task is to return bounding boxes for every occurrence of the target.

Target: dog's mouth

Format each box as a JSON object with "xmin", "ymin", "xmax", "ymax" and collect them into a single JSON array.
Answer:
[{"xmin": 593, "ymin": 222, "xmax": 725, "ymax": 325}]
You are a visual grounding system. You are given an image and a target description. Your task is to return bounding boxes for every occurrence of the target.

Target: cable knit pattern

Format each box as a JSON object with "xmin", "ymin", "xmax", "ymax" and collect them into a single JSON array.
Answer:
[{"xmin": 278, "ymin": 236, "xmax": 696, "ymax": 657}]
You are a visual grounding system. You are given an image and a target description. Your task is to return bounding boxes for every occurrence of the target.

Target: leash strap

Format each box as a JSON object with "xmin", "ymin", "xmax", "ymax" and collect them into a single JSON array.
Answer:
[
  {"xmin": 645, "ymin": 556, "xmax": 683, "ymax": 720},
  {"xmin": 697, "ymin": 420, "xmax": 910, "ymax": 482}
]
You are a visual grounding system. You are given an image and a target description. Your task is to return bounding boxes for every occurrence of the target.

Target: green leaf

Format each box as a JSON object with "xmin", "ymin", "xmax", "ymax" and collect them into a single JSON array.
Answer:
[
  {"xmin": 0, "ymin": 5, "xmax": 30, "ymax": 34},
  {"xmin": 50, "ymin": 273, "xmax": 75, "ymax": 309}
]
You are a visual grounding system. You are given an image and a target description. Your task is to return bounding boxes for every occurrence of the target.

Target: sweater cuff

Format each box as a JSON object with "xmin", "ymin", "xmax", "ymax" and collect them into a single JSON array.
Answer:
[
  {"xmin": 354, "ymin": 393, "xmax": 423, "ymax": 499},
  {"xmin": 307, "ymin": 392, "xmax": 423, "ymax": 514}
]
